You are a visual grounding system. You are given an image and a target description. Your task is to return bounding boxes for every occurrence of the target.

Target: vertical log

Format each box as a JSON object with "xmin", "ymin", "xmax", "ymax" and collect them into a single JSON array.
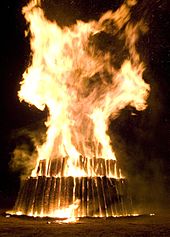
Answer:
[
  {"xmin": 114, "ymin": 179, "xmax": 124, "ymax": 215},
  {"xmin": 54, "ymin": 177, "xmax": 60, "ymax": 210},
  {"xmin": 106, "ymin": 160, "xmax": 110, "ymax": 176},
  {"xmin": 61, "ymin": 157, "xmax": 67, "ymax": 176},
  {"xmin": 92, "ymin": 177, "xmax": 99, "ymax": 216},
  {"xmin": 82, "ymin": 177, "xmax": 87, "ymax": 216},
  {"xmin": 102, "ymin": 176, "xmax": 112, "ymax": 216},
  {"xmin": 19, "ymin": 178, "xmax": 30, "ymax": 214},
  {"xmin": 83, "ymin": 157, "xmax": 88, "ymax": 174},
  {"xmin": 110, "ymin": 160, "xmax": 116, "ymax": 176},
  {"xmin": 48, "ymin": 177, "xmax": 56, "ymax": 214},
  {"xmin": 38, "ymin": 160, "xmax": 46, "ymax": 176},
  {"xmin": 87, "ymin": 178, "xmax": 93, "ymax": 216},
  {"xmin": 43, "ymin": 177, "xmax": 52, "ymax": 215},
  {"xmin": 14, "ymin": 179, "xmax": 28, "ymax": 213},
  {"xmin": 117, "ymin": 178, "xmax": 128, "ymax": 215},
  {"xmin": 79, "ymin": 178, "xmax": 83, "ymax": 217},
  {"xmin": 33, "ymin": 176, "xmax": 46, "ymax": 215},
  {"xmin": 97, "ymin": 177, "xmax": 106, "ymax": 217},
  {"xmin": 96, "ymin": 158, "xmax": 106, "ymax": 176},
  {"xmin": 56, "ymin": 158, "xmax": 62, "ymax": 176},
  {"xmin": 49, "ymin": 159, "xmax": 56, "ymax": 176},
  {"xmin": 25, "ymin": 177, "xmax": 37, "ymax": 215},
  {"xmin": 106, "ymin": 178, "xmax": 116, "ymax": 216},
  {"xmin": 59, "ymin": 177, "xmax": 66, "ymax": 209},
  {"xmin": 74, "ymin": 177, "xmax": 81, "ymax": 217},
  {"xmin": 109, "ymin": 178, "xmax": 119, "ymax": 216},
  {"xmin": 66, "ymin": 176, "xmax": 74, "ymax": 206}
]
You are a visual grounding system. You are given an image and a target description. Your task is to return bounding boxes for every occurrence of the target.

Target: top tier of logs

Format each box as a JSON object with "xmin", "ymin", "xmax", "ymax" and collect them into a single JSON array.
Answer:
[{"xmin": 37, "ymin": 156, "xmax": 117, "ymax": 177}]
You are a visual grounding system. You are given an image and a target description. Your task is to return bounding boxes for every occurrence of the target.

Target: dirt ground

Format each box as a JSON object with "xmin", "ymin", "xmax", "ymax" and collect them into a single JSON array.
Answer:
[{"xmin": 0, "ymin": 212, "xmax": 170, "ymax": 237}]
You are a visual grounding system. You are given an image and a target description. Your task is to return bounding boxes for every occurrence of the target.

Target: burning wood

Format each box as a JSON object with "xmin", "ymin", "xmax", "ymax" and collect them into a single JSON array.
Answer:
[
  {"xmin": 14, "ymin": 176, "xmax": 131, "ymax": 217},
  {"xmin": 12, "ymin": 0, "xmax": 150, "ymax": 219}
]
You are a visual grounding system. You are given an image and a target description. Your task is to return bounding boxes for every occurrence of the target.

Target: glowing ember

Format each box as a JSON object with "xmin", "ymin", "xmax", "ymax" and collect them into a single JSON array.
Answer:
[{"xmin": 12, "ymin": 0, "xmax": 150, "ymax": 219}]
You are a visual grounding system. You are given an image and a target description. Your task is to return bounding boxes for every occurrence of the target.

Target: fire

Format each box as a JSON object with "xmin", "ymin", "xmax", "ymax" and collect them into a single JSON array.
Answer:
[
  {"xmin": 18, "ymin": 0, "xmax": 149, "ymax": 178},
  {"xmin": 13, "ymin": 0, "xmax": 150, "ymax": 219}
]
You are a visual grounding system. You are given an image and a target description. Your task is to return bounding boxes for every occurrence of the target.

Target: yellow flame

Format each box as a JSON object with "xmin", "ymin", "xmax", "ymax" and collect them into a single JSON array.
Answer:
[
  {"xmin": 27, "ymin": 199, "xmax": 80, "ymax": 220},
  {"xmin": 18, "ymin": 0, "xmax": 150, "ymax": 179}
]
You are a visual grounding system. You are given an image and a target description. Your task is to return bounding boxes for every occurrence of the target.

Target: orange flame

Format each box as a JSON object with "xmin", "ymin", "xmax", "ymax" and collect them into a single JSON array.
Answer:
[{"xmin": 18, "ymin": 0, "xmax": 150, "ymax": 178}]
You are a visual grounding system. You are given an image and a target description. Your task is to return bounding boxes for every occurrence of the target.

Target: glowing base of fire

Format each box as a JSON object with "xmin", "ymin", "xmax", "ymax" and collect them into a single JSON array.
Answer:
[
  {"xmin": 13, "ymin": 175, "xmax": 132, "ymax": 219},
  {"xmin": 8, "ymin": 211, "xmax": 156, "ymax": 224}
]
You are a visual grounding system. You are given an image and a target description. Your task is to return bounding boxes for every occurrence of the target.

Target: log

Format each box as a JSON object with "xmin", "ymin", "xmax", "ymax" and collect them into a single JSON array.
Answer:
[
  {"xmin": 33, "ymin": 176, "xmax": 46, "ymax": 215},
  {"xmin": 87, "ymin": 178, "xmax": 93, "ymax": 216},
  {"xmin": 97, "ymin": 177, "xmax": 106, "ymax": 217},
  {"xmin": 48, "ymin": 177, "xmax": 56, "ymax": 213},
  {"xmin": 43, "ymin": 177, "xmax": 52, "ymax": 215},
  {"xmin": 25, "ymin": 177, "xmax": 37, "ymax": 215}
]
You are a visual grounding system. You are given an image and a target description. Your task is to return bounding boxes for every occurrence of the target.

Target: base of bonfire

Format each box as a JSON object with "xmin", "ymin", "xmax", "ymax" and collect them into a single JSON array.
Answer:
[{"xmin": 13, "ymin": 176, "xmax": 132, "ymax": 218}]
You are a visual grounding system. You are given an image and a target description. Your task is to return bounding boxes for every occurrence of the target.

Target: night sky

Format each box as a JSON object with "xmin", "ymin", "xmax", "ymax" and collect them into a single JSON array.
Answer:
[{"xmin": 1, "ymin": 0, "xmax": 170, "ymax": 212}]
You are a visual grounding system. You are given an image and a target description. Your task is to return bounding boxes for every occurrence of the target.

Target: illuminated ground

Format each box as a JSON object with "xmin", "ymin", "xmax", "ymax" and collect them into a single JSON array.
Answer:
[{"xmin": 0, "ymin": 212, "xmax": 170, "ymax": 237}]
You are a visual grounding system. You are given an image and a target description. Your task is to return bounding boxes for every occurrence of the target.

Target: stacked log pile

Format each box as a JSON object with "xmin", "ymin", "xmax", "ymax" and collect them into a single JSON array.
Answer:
[
  {"xmin": 14, "ymin": 177, "xmax": 131, "ymax": 217},
  {"xmin": 14, "ymin": 157, "xmax": 132, "ymax": 217}
]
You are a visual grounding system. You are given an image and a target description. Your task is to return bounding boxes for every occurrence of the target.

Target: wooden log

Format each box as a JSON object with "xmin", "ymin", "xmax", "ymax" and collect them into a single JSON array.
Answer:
[
  {"xmin": 79, "ymin": 155, "xmax": 83, "ymax": 170},
  {"xmin": 87, "ymin": 178, "xmax": 93, "ymax": 216},
  {"xmin": 106, "ymin": 178, "xmax": 116, "ymax": 216},
  {"xmin": 50, "ymin": 159, "xmax": 57, "ymax": 176},
  {"xmin": 33, "ymin": 176, "xmax": 46, "ymax": 215},
  {"xmin": 102, "ymin": 176, "xmax": 112, "ymax": 216},
  {"xmin": 83, "ymin": 157, "xmax": 88, "ymax": 174},
  {"xmin": 109, "ymin": 178, "xmax": 119, "ymax": 216},
  {"xmin": 59, "ymin": 177, "xmax": 66, "ymax": 209},
  {"xmin": 106, "ymin": 160, "xmax": 109, "ymax": 176},
  {"xmin": 14, "ymin": 179, "xmax": 28, "ymax": 213},
  {"xmin": 95, "ymin": 158, "xmax": 106, "ymax": 176},
  {"xmin": 114, "ymin": 179, "xmax": 124, "ymax": 215},
  {"xmin": 19, "ymin": 178, "xmax": 31, "ymax": 214},
  {"xmin": 74, "ymin": 177, "xmax": 81, "ymax": 217},
  {"xmin": 43, "ymin": 177, "xmax": 52, "ymax": 215},
  {"xmin": 50, "ymin": 158, "xmax": 59, "ymax": 176},
  {"xmin": 48, "ymin": 177, "xmax": 56, "ymax": 213},
  {"xmin": 82, "ymin": 177, "xmax": 87, "ymax": 216},
  {"xmin": 92, "ymin": 177, "xmax": 100, "ymax": 216},
  {"xmin": 117, "ymin": 178, "xmax": 129, "ymax": 215},
  {"xmin": 66, "ymin": 176, "xmax": 74, "ymax": 206},
  {"xmin": 56, "ymin": 158, "xmax": 62, "ymax": 176},
  {"xmin": 97, "ymin": 177, "xmax": 106, "ymax": 217},
  {"xmin": 38, "ymin": 160, "xmax": 46, "ymax": 176},
  {"xmin": 25, "ymin": 177, "xmax": 37, "ymax": 215},
  {"xmin": 61, "ymin": 157, "xmax": 67, "ymax": 176},
  {"xmin": 89, "ymin": 159, "xmax": 93, "ymax": 176},
  {"xmin": 14, "ymin": 178, "xmax": 31, "ymax": 214},
  {"xmin": 53, "ymin": 177, "xmax": 60, "ymax": 210},
  {"xmin": 79, "ymin": 178, "xmax": 83, "ymax": 217}
]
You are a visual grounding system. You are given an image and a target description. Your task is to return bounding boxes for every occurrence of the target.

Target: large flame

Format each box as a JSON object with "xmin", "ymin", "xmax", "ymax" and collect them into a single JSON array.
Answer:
[{"xmin": 18, "ymin": 0, "xmax": 150, "ymax": 178}]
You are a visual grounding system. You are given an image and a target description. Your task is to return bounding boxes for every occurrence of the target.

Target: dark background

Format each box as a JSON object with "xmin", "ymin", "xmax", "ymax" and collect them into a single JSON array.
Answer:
[{"xmin": 0, "ymin": 0, "xmax": 170, "ymax": 213}]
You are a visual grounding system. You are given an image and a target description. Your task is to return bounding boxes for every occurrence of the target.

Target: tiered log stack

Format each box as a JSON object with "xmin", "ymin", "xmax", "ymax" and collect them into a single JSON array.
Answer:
[{"xmin": 13, "ymin": 157, "xmax": 132, "ymax": 217}]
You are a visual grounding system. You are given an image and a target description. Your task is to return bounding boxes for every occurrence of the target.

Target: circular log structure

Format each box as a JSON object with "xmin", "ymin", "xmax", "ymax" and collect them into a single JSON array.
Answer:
[{"xmin": 13, "ymin": 157, "xmax": 132, "ymax": 217}]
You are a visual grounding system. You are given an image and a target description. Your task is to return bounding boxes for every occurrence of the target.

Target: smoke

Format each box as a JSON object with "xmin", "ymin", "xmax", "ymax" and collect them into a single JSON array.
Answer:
[
  {"xmin": 9, "ymin": 122, "xmax": 46, "ymax": 180},
  {"xmin": 10, "ymin": 143, "xmax": 36, "ymax": 180},
  {"xmin": 109, "ymin": 81, "xmax": 169, "ymax": 214}
]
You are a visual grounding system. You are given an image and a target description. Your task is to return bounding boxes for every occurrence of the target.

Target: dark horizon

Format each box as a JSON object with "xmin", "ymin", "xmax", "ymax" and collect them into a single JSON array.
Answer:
[{"xmin": 0, "ymin": 0, "xmax": 169, "ymax": 213}]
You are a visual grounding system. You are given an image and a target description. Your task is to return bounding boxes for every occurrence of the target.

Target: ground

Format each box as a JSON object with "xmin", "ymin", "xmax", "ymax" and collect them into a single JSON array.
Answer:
[{"xmin": 0, "ymin": 211, "xmax": 170, "ymax": 237}]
